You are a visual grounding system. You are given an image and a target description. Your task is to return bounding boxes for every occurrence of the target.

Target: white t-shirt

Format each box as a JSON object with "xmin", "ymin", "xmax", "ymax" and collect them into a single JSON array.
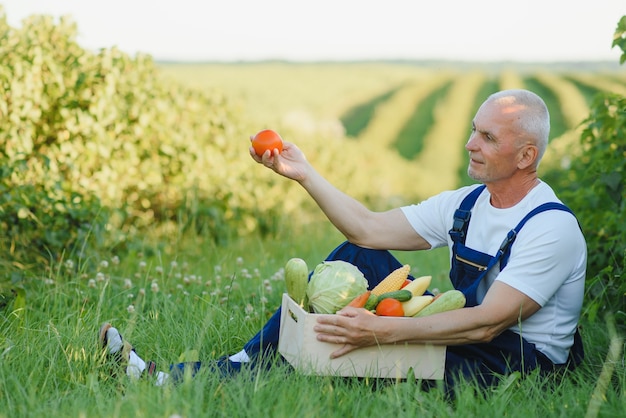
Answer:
[{"xmin": 400, "ymin": 182, "xmax": 587, "ymax": 364}]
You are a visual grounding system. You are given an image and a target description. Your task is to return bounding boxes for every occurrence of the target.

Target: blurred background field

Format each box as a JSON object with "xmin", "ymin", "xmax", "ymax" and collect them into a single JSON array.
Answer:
[{"xmin": 1, "ymin": 7, "xmax": 625, "ymax": 418}]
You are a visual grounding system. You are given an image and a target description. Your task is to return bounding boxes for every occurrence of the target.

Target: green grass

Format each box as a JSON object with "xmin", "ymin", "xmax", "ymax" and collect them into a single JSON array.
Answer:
[{"xmin": 0, "ymin": 219, "xmax": 623, "ymax": 418}]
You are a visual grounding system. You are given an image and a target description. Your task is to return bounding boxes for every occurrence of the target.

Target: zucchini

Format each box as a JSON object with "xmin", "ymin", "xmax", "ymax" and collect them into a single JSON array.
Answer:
[
  {"xmin": 402, "ymin": 275, "xmax": 432, "ymax": 296},
  {"xmin": 414, "ymin": 289, "xmax": 466, "ymax": 317},
  {"xmin": 401, "ymin": 295, "xmax": 434, "ymax": 316},
  {"xmin": 285, "ymin": 258, "xmax": 309, "ymax": 307}
]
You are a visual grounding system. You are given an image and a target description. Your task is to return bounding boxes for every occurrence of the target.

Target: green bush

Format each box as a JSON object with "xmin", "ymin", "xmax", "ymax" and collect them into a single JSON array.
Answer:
[
  {"xmin": 0, "ymin": 11, "xmax": 289, "ymax": 268},
  {"xmin": 0, "ymin": 153, "xmax": 108, "ymax": 267},
  {"xmin": 549, "ymin": 16, "xmax": 626, "ymax": 318}
]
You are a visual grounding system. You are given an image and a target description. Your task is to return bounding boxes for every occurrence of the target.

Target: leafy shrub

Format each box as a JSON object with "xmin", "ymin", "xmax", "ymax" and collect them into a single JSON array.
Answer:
[
  {"xmin": 548, "ymin": 16, "xmax": 626, "ymax": 318},
  {"xmin": 0, "ymin": 153, "xmax": 108, "ymax": 266},
  {"xmin": 0, "ymin": 11, "xmax": 288, "ymax": 268}
]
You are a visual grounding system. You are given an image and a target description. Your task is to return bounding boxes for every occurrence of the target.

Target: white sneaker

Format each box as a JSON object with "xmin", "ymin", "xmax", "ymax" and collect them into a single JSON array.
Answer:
[{"xmin": 99, "ymin": 323, "xmax": 155, "ymax": 379}]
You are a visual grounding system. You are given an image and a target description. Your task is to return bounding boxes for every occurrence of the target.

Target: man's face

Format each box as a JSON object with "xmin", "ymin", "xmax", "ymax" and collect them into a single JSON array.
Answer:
[{"xmin": 465, "ymin": 99, "xmax": 524, "ymax": 184}]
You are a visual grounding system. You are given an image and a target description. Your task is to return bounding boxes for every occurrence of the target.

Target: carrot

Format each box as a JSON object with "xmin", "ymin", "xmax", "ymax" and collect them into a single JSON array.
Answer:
[{"xmin": 347, "ymin": 291, "xmax": 372, "ymax": 308}]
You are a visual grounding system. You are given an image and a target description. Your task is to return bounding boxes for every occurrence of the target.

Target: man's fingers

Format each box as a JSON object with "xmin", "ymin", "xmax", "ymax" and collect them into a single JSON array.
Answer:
[{"xmin": 330, "ymin": 344, "xmax": 357, "ymax": 359}]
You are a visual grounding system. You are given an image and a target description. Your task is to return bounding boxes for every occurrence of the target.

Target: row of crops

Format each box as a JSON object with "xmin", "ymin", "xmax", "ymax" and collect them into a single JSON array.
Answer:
[{"xmin": 163, "ymin": 62, "xmax": 624, "ymax": 200}]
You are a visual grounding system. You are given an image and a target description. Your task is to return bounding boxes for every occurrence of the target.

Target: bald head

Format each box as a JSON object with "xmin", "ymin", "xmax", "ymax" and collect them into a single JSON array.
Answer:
[{"xmin": 484, "ymin": 89, "xmax": 550, "ymax": 164}]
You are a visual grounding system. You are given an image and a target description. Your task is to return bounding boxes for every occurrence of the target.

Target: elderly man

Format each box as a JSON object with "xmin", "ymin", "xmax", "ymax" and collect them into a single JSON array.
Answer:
[{"xmin": 101, "ymin": 89, "xmax": 586, "ymax": 392}]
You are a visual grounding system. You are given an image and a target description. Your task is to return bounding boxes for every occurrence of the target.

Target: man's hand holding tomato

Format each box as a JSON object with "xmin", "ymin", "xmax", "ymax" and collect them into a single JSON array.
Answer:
[{"xmin": 249, "ymin": 132, "xmax": 310, "ymax": 183}]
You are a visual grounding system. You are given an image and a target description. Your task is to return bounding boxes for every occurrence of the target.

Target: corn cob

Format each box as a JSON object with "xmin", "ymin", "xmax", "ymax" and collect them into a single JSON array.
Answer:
[{"xmin": 371, "ymin": 264, "xmax": 410, "ymax": 296}]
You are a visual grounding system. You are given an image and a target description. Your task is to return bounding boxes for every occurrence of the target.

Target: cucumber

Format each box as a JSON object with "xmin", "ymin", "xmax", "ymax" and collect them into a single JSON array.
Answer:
[
  {"xmin": 285, "ymin": 258, "xmax": 309, "ymax": 307},
  {"xmin": 414, "ymin": 289, "xmax": 466, "ymax": 317},
  {"xmin": 363, "ymin": 293, "xmax": 379, "ymax": 311},
  {"xmin": 377, "ymin": 289, "xmax": 412, "ymax": 303}
]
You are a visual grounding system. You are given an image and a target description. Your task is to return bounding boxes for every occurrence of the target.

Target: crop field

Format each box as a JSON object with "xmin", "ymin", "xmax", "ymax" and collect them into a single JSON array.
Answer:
[{"xmin": 159, "ymin": 62, "xmax": 626, "ymax": 199}]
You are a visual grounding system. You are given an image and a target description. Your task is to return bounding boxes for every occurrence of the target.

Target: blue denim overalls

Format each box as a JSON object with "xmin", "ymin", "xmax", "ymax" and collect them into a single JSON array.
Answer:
[
  {"xmin": 442, "ymin": 185, "xmax": 584, "ymax": 390},
  {"xmin": 172, "ymin": 185, "xmax": 584, "ymax": 390}
]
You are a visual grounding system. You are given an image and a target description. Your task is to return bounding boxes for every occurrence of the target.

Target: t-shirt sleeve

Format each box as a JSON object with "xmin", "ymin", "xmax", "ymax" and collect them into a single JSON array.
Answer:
[{"xmin": 400, "ymin": 187, "xmax": 476, "ymax": 249}]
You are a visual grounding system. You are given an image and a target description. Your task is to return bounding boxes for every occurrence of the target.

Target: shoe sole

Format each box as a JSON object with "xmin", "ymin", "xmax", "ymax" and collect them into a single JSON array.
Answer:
[{"xmin": 99, "ymin": 323, "xmax": 112, "ymax": 349}]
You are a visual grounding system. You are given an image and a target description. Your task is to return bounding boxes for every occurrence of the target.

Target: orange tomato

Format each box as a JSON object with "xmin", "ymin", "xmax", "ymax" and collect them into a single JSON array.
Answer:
[
  {"xmin": 375, "ymin": 298, "xmax": 404, "ymax": 317},
  {"xmin": 251, "ymin": 129, "xmax": 283, "ymax": 156}
]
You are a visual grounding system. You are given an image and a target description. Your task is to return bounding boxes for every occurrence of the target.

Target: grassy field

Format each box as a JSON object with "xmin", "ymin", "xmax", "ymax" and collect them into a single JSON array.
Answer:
[
  {"xmin": 0, "ymin": 220, "xmax": 623, "ymax": 418},
  {"xmin": 2, "ymin": 62, "xmax": 625, "ymax": 417}
]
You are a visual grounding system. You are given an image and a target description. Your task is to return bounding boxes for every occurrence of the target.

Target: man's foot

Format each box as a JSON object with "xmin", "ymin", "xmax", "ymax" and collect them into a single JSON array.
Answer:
[
  {"xmin": 99, "ymin": 323, "xmax": 154, "ymax": 379},
  {"xmin": 99, "ymin": 323, "xmax": 132, "ymax": 362},
  {"xmin": 99, "ymin": 323, "xmax": 135, "ymax": 378}
]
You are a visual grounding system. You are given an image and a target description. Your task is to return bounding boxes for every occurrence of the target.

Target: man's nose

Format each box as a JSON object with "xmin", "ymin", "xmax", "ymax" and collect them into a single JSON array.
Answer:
[{"xmin": 465, "ymin": 134, "xmax": 476, "ymax": 151}]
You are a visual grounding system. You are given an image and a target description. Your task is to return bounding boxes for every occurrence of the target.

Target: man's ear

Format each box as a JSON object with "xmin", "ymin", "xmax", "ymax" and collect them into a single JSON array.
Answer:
[{"xmin": 517, "ymin": 145, "xmax": 539, "ymax": 169}]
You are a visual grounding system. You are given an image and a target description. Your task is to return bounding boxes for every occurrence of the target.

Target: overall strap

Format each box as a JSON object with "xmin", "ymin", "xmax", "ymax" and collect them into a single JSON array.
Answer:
[
  {"xmin": 449, "ymin": 185, "xmax": 487, "ymax": 244},
  {"xmin": 499, "ymin": 202, "xmax": 575, "ymax": 269},
  {"xmin": 452, "ymin": 200, "xmax": 577, "ymax": 307}
]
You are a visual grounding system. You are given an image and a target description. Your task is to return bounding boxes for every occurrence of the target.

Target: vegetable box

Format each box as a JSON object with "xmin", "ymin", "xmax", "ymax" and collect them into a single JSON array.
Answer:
[{"xmin": 278, "ymin": 293, "xmax": 446, "ymax": 379}]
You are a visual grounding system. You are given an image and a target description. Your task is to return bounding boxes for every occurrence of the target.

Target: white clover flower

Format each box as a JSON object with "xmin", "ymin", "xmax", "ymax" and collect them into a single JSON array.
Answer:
[
  {"xmin": 88, "ymin": 279, "xmax": 96, "ymax": 288},
  {"xmin": 139, "ymin": 261, "xmax": 147, "ymax": 270},
  {"xmin": 65, "ymin": 259, "xmax": 75, "ymax": 270},
  {"xmin": 260, "ymin": 296, "xmax": 268, "ymax": 304},
  {"xmin": 236, "ymin": 257, "xmax": 243, "ymax": 266},
  {"xmin": 214, "ymin": 265, "xmax": 222, "ymax": 273},
  {"xmin": 182, "ymin": 262, "xmax": 188, "ymax": 271},
  {"xmin": 155, "ymin": 266, "xmax": 164, "ymax": 274},
  {"xmin": 127, "ymin": 293, "xmax": 134, "ymax": 299},
  {"xmin": 183, "ymin": 277, "xmax": 190, "ymax": 285},
  {"xmin": 123, "ymin": 279, "xmax": 132, "ymax": 289},
  {"xmin": 245, "ymin": 304, "xmax": 254, "ymax": 315},
  {"xmin": 111, "ymin": 255, "xmax": 120, "ymax": 265},
  {"xmin": 205, "ymin": 280, "xmax": 213, "ymax": 287},
  {"xmin": 127, "ymin": 305, "xmax": 135, "ymax": 313},
  {"xmin": 96, "ymin": 272, "xmax": 105, "ymax": 282},
  {"xmin": 138, "ymin": 288, "xmax": 146, "ymax": 296},
  {"xmin": 100, "ymin": 260, "xmax": 109, "ymax": 269},
  {"xmin": 176, "ymin": 284, "xmax": 183, "ymax": 290},
  {"xmin": 170, "ymin": 261, "xmax": 178, "ymax": 269},
  {"xmin": 174, "ymin": 272, "xmax": 182, "ymax": 279},
  {"xmin": 44, "ymin": 279, "xmax": 54, "ymax": 285},
  {"xmin": 151, "ymin": 281, "xmax": 159, "ymax": 293}
]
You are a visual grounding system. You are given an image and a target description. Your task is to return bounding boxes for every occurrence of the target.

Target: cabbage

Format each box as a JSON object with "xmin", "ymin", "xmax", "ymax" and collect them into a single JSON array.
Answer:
[{"xmin": 306, "ymin": 260, "xmax": 368, "ymax": 314}]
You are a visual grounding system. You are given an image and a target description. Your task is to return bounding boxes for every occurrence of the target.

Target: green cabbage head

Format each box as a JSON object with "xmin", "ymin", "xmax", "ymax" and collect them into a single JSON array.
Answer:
[{"xmin": 306, "ymin": 260, "xmax": 368, "ymax": 314}]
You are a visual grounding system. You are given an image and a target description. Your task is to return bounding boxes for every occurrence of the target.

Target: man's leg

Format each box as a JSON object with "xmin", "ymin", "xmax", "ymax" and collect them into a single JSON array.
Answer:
[{"xmin": 442, "ymin": 330, "xmax": 539, "ymax": 395}]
